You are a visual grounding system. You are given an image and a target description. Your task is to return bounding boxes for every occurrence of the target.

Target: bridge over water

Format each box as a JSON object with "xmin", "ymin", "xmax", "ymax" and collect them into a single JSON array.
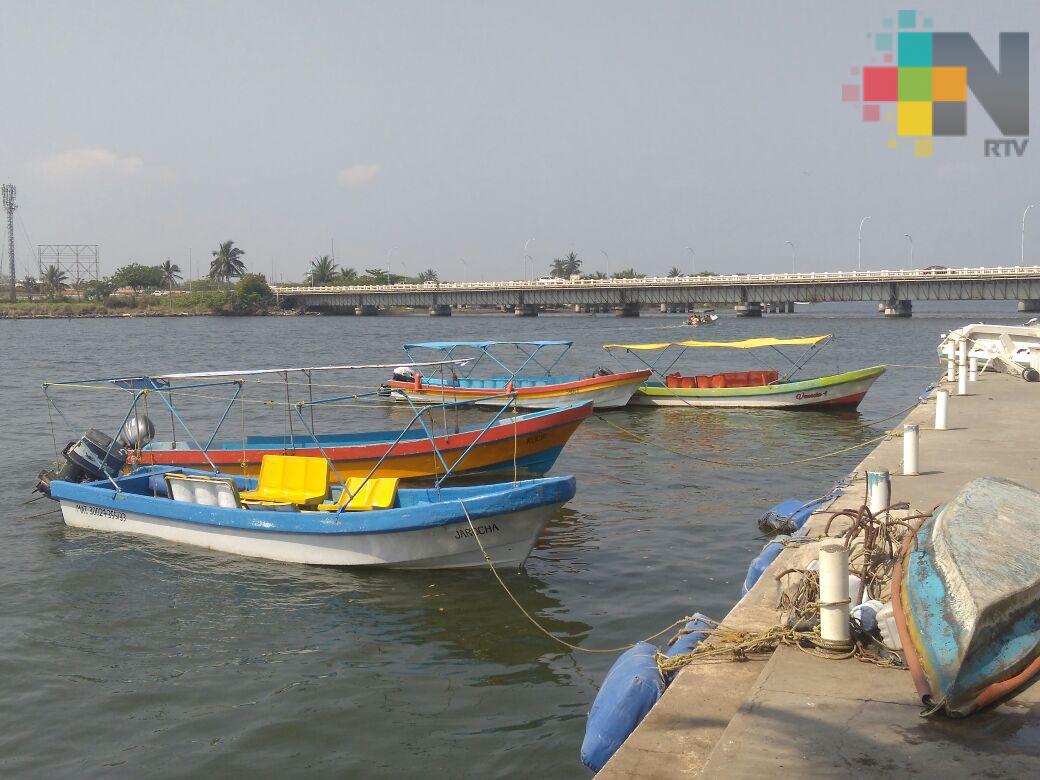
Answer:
[{"xmin": 274, "ymin": 266, "xmax": 1040, "ymax": 318}]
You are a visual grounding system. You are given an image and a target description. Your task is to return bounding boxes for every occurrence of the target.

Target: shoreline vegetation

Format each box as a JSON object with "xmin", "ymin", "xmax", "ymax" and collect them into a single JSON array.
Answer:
[{"xmin": 2, "ymin": 243, "xmax": 698, "ymax": 319}]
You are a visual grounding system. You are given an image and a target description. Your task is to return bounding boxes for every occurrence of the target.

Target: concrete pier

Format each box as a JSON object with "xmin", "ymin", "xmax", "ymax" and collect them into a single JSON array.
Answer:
[
  {"xmin": 883, "ymin": 299, "xmax": 913, "ymax": 317},
  {"xmin": 358, "ymin": 305, "xmax": 379, "ymax": 316},
  {"xmin": 429, "ymin": 304, "xmax": 451, "ymax": 316},
  {"xmin": 734, "ymin": 302, "xmax": 762, "ymax": 317},
  {"xmin": 515, "ymin": 304, "xmax": 539, "ymax": 317},
  {"xmin": 616, "ymin": 303, "xmax": 640, "ymax": 317},
  {"xmin": 1019, "ymin": 299, "xmax": 1040, "ymax": 312},
  {"xmin": 599, "ymin": 371, "xmax": 1040, "ymax": 778}
]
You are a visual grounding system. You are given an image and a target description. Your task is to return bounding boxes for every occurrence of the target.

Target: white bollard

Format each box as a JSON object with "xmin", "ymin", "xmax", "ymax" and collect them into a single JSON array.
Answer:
[
  {"xmin": 957, "ymin": 339, "xmax": 968, "ymax": 396},
  {"xmin": 903, "ymin": 424, "xmax": 919, "ymax": 476},
  {"xmin": 935, "ymin": 388, "xmax": 949, "ymax": 430},
  {"xmin": 969, "ymin": 356, "xmax": 978, "ymax": 382},
  {"xmin": 819, "ymin": 545, "xmax": 852, "ymax": 646},
  {"xmin": 945, "ymin": 342, "xmax": 956, "ymax": 382},
  {"xmin": 867, "ymin": 470, "xmax": 890, "ymax": 515}
]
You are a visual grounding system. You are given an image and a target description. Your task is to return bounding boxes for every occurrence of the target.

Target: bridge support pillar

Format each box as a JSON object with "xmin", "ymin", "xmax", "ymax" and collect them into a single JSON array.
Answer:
[
  {"xmin": 359, "ymin": 305, "xmax": 379, "ymax": 316},
  {"xmin": 515, "ymin": 304, "xmax": 539, "ymax": 317},
  {"xmin": 660, "ymin": 303, "xmax": 668, "ymax": 313},
  {"xmin": 616, "ymin": 303, "xmax": 640, "ymax": 317},
  {"xmin": 429, "ymin": 304, "xmax": 451, "ymax": 316},
  {"xmin": 784, "ymin": 301, "xmax": 795, "ymax": 313},
  {"xmin": 500, "ymin": 304, "xmax": 515, "ymax": 314},
  {"xmin": 734, "ymin": 302, "xmax": 762, "ymax": 317},
  {"xmin": 330, "ymin": 305, "xmax": 355, "ymax": 315},
  {"xmin": 883, "ymin": 299, "xmax": 913, "ymax": 318},
  {"xmin": 1019, "ymin": 299, "xmax": 1040, "ymax": 312}
]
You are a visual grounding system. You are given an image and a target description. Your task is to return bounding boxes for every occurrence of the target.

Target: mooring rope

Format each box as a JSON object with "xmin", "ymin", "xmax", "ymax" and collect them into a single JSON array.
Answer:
[
  {"xmin": 593, "ymin": 414, "xmax": 899, "ymax": 468},
  {"xmin": 460, "ymin": 501, "xmax": 708, "ymax": 653}
]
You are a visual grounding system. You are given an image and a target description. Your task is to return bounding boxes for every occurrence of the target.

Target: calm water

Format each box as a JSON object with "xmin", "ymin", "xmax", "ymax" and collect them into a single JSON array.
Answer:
[{"xmin": 0, "ymin": 303, "xmax": 1023, "ymax": 777}]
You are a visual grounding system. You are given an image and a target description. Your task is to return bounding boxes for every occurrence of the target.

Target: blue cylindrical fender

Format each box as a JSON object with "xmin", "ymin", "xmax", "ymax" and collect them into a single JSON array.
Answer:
[
  {"xmin": 757, "ymin": 493, "xmax": 837, "ymax": 534},
  {"xmin": 580, "ymin": 642, "xmax": 664, "ymax": 772},
  {"xmin": 661, "ymin": 613, "xmax": 714, "ymax": 666},
  {"xmin": 742, "ymin": 535, "xmax": 790, "ymax": 595}
]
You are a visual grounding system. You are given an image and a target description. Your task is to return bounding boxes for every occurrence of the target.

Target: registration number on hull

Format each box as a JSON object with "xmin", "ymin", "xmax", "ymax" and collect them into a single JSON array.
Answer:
[{"xmin": 75, "ymin": 504, "xmax": 127, "ymax": 522}]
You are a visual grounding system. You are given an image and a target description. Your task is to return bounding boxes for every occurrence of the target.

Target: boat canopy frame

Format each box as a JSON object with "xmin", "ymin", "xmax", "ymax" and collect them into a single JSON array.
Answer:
[
  {"xmin": 603, "ymin": 335, "xmax": 833, "ymax": 383},
  {"xmin": 401, "ymin": 341, "xmax": 574, "ymax": 381},
  {"xmin": 42, "ymin": 358, "xmax": 528, "ymax": 506}
]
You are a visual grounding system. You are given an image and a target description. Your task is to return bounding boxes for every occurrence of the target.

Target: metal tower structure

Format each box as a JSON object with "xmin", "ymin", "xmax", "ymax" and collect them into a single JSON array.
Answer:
[
  {"xmin": 37, "ymin": 244, "xmax": 100, "ymax": 292},
  {"xmin": 2, "ymin": 184, "xmax": 15, "ymax": 302}
]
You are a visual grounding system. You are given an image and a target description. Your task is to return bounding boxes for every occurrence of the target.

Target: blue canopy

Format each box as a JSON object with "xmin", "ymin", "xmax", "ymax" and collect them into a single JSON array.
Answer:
[{"xmin": 402, "ymin": 340, "xmax": 572, "ymax": 350}]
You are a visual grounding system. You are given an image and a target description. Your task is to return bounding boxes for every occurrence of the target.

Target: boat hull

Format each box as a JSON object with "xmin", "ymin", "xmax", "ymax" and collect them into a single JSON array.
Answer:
[
  {"xmin": 895, "ymin": 476, "xmax": 1040, "ymax": 716},
  {"xmin": 52, "ymin": 470, "xmax": 576, "ymax": 569},
  {"xmin": 630, "ymin": 365, "xmax": 885, "ymax": 409},
  {"xmin": 58, "ymin": 499, "xmax": 554, "ymax": 569},
  {"xmin": 134, "ymin": 404, "xmax": 591, "ymax": 481},
  {"xmin": 388, "ymin": 371, "xmax": 650, "ymax": 410},
  {"xmin": 940, "ymin": 323, "xmax": 1040, "ymax": 370}
]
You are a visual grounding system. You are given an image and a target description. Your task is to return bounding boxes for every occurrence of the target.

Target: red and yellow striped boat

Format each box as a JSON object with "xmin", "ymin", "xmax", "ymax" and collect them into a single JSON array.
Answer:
[
  {"xmin": 387, "ymin": 340, "xmax": 651, "ymax": 410},
  {"xmin": 131, "ymin": 402, "xmax": 592, "ymax": 481}
]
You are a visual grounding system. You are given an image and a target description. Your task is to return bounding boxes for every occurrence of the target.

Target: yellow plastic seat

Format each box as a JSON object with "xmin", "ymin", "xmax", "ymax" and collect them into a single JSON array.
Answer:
[
  {"xmin": 317, "ymin": 476, "xmax": 400, "ymax": 512},
  {"xmin": 238, "ymin": 455, "xmax": 330, "ymax": 507}
]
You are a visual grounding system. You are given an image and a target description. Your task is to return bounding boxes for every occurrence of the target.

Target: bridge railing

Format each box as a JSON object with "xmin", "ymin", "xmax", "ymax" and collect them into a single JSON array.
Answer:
[{"xmin": 273, "ymin": 265, "xmax": 1040, "ymax": 295}]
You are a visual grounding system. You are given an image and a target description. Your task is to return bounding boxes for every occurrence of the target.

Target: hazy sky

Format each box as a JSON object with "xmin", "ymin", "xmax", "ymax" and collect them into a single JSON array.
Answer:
[{"xmin": 1, "ymin": 1, "xmax": 1038, "ymax": 281}]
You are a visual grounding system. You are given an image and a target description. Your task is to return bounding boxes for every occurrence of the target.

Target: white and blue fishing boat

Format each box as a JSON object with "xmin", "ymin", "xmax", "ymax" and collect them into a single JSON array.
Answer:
[
  {"xmin": 37, "ymin": 360, "xmax": 577, "ymax": 569},
  {"xmin": 48, "ymin": 464, "xmax": 574, "ymax": 569}
]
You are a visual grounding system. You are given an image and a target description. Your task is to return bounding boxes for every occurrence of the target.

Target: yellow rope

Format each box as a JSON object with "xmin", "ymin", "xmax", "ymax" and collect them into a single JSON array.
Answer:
[
  {"xmin": 594, "ymin": 414, "xmax": 899, "ymax": 468},
  {"xmin": 460, "ymin": 502, "xmax": 701, "ymax": 653}
]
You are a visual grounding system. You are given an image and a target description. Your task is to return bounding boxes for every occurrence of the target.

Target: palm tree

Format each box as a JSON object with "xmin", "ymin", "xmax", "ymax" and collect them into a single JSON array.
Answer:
[
  {"xmin": 337, "ymin": 267, "xmax": 359, "ymax": 284},
  {"xmin": 159, "ymin": 259, "xmax": 182, "ymax": 309},
  {"xmin": 307, "ymin": 255, "xmax": 338, "ymax": 285},
  {"xmin": 667, "ymin": 267, "xmax": 682, "ymax": 278},
  {"xmin": 20, "ymin": 275, "xmax": 39, "ymax": 301},
  {"xmin": 209, "ymin": 240, "xmax": 246, "ymax": 292},
  {"xmin": 416, "ymin": 268, "xmax": 439, "ymax": 283},
  {"xmin": 550, "ymin": 251, "xmax": 582, "ymax": 279},
  {"xmin": 41, "ymin": 265, "xmax": 68, "ymax": 298}
]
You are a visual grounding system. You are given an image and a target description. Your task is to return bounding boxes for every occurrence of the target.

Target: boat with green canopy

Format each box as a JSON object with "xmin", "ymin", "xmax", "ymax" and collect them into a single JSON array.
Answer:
[{"xmin": 603, "ymin": 335, "xmax": 885, "ymax": 409}]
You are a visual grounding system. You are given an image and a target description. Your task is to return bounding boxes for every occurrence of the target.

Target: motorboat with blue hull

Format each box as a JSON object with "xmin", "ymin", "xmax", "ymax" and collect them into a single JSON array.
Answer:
[
  {"xmin": 894, "ymin": 476, "xmax": 1040, "ymax": 717},
  {"xmin": 49, "ymin": 466, "xmax": 576, "ymax": 570}
]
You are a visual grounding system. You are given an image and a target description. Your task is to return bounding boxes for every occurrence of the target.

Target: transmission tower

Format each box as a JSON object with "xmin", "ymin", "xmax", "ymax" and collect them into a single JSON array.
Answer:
[{"xmin": 2, "ymin": 184, "xmax": 14, "ymax": 302}]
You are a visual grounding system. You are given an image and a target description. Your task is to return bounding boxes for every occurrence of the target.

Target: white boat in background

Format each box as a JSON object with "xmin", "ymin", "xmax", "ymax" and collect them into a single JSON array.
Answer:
[{"xmin": 939, "ymin": 323, "xmax": 1040, "ymax": 372}]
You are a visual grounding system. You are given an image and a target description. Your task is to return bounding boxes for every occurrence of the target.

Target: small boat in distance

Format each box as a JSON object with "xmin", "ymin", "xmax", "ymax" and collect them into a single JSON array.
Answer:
[
  {"xmin": 604, "ymin": 335, "xmax": 885, "ymax": 409},
  {"xmin": 685, "ymin": 309, "xmax": 718, "ymax": 327},
  {"xmin": 386, "ymin": 341, "xmax": 651, "ymax": 410}
]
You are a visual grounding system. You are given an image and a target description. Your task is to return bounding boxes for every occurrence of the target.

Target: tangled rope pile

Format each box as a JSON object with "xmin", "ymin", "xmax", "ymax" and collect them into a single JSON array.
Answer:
[{"xmin": 654, "ymin": 501, "xmax": 933, "ymax": 675}]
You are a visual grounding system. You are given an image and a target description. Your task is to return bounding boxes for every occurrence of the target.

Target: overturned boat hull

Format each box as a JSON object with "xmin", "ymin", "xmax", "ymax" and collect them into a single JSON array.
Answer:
[{"xmin": 895, "ymin": 476, "xmax": 1040, "ymax": 716}]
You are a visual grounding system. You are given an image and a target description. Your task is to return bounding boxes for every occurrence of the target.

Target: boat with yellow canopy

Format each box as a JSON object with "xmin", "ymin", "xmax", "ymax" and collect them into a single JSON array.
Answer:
[{"xmin": 604, "ymin": 335, "xmax": 885, "ymax": 409}]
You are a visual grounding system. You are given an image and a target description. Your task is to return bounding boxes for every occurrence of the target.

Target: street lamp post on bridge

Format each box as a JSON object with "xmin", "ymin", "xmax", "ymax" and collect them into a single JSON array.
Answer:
[
  {"xmin": 1022, "ymin": 204, "xmax": 1038, "ymax": 265},
  {"xmin": 857, "ymin": 216, "xmax": 871, "ymax": 271},
  {"xmin": 904, "ymin": 234, "xmax": 914, "ymax": 266}
]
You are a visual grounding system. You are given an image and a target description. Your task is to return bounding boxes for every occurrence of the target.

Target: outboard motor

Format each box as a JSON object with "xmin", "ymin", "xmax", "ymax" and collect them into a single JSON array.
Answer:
[
  {"xmin": 34, "ymin": 416, "xmax": 152, "ymax": 497},
  {"xmin": 392, "ymin": 366, "xmax": 416, "ymax": 383},
  {"xmin": 381, "ymin": 366, "xmax": 417, "ymax": 396}
]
